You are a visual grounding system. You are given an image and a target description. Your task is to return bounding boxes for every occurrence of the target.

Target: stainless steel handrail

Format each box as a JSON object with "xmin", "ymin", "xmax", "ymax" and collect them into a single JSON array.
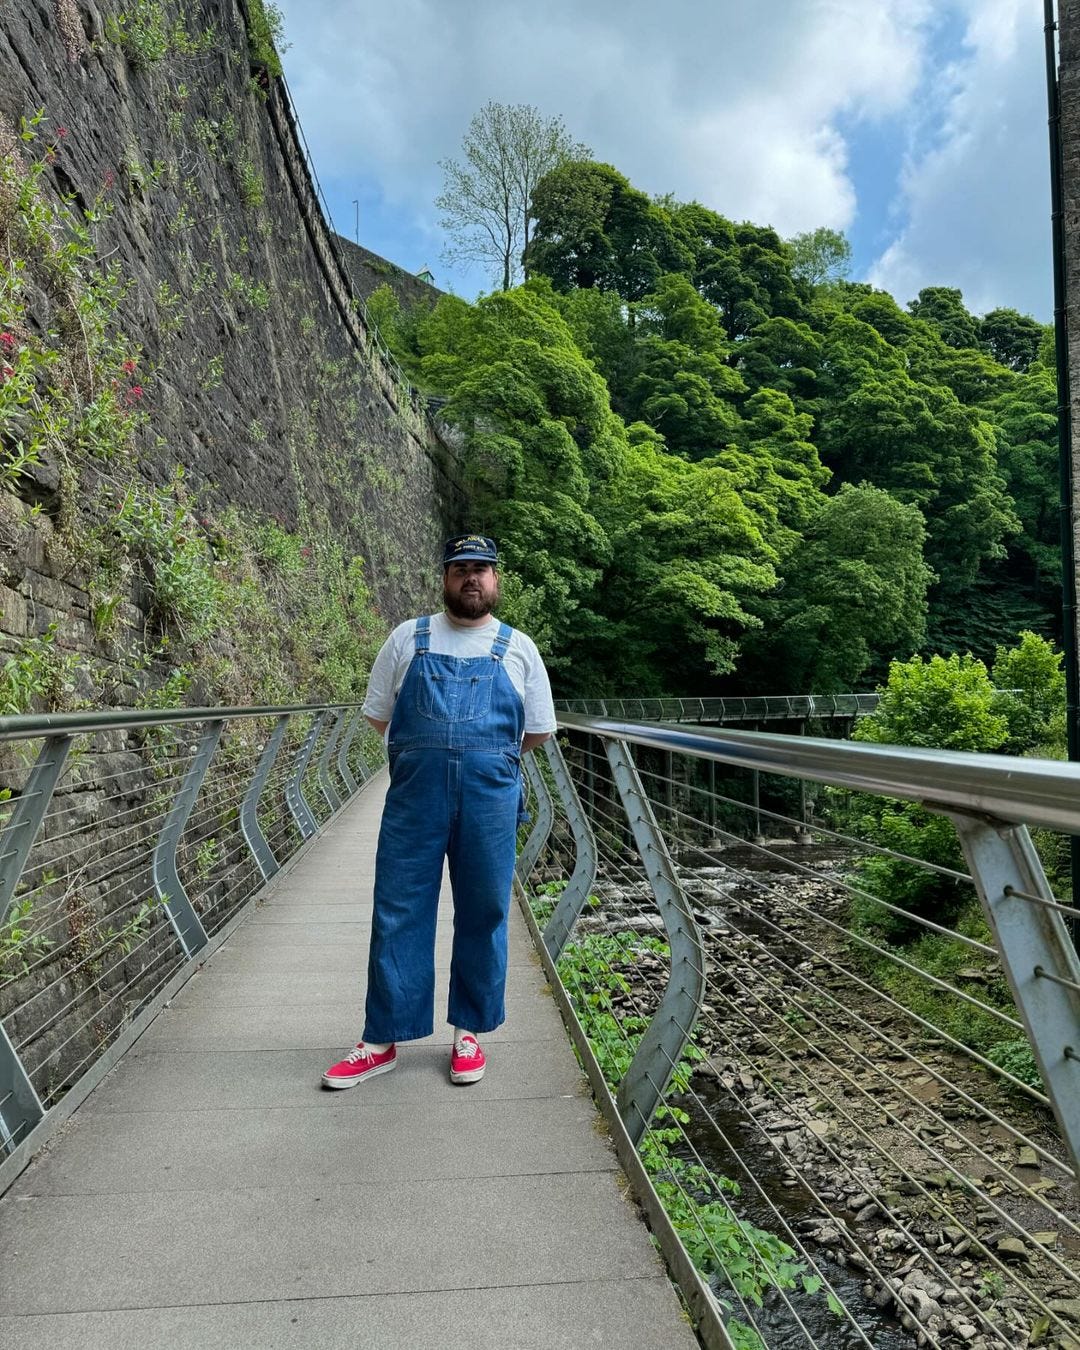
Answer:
[{"xmin": 558, "ymin": 712, "xmax": 1080, "ymax": 834}]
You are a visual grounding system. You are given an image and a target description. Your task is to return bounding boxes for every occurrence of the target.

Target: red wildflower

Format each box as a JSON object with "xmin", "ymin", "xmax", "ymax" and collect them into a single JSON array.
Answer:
[
  {"xmin": 0, "ymin": 333, "xmax": 14, "ymax": 350},
  {"xmin": 124, "ymin": 385, "xmax": 144, "ymax": 405},
  {"xmin": 121, "ymin": 359, "xmax": 137, "ymax": 374},
  {"xmin": 1, "ymin": 365, "xmax": 13, "ymax": 381},
  {"xmin": 300, "ymin": 547, "xmax": 312, "ymax": 558},
  {"xmin": 56, "ymin": 126, "xmax": 68, "ymax": 140},
  {"xmin": 45, "ymin": 150, "xmax": 56, "ymax": 163},
  {"xmin": 103, "ymin": 169, "xmax": 116, "ymax": 191}
]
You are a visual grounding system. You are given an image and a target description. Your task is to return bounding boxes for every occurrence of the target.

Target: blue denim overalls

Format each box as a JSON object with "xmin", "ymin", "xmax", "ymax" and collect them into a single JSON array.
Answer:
[{"xmin": 363, "ymin": 615, "xmax": 525, "ymax": 1042}]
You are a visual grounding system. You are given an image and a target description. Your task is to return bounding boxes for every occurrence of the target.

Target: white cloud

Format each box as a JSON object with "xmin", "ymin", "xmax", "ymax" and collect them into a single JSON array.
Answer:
[
  {"xmin": 867, "ymin": 0, "xmax": 1051, "ymax": 317},
  {"xmin": 273, "ymin": 0, "xmax": 1049, "ymax": 314},
  {"xmin": 275, "ymin": 0, "xmax": 930, "ymax": 242}
]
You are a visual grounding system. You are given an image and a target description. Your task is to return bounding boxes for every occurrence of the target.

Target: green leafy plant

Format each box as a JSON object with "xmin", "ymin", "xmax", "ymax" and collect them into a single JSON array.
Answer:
[
  {"xmin": 115, "ymin": 472, "xmax": 223, "ymax": 640},
  {"xmin": 246, "ymin": 0, "xmax": 288, "ymax": 78},
  {"xmin": 0, "ymin": 896, "xmax": 53, "ymax": 981}
]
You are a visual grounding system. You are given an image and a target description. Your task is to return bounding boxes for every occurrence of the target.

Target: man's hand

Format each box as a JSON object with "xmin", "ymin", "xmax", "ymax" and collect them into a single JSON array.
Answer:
[
  {"xmin": 521, "ymin": 732, "xmax": 552, "ymax": 754},
  {"xmin": 366, "ymin": 716, "xmax": 389, "ymax": 734}
]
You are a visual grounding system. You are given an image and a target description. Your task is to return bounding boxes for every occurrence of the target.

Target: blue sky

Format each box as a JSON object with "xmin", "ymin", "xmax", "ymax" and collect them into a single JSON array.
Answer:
[{"xmin": 274, "ymin": 0, "xmax": 1051, "ymax": 320}]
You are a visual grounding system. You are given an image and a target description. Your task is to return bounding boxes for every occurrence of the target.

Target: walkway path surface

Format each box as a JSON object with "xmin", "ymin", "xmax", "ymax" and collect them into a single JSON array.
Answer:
[{"xmin": 0, "ymin": 773, "xmax": 699, "ymax": 1349}]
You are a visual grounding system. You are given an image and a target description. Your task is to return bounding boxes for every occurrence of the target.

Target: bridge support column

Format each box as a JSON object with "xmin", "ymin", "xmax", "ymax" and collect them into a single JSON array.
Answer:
[
  {"xmin": 540, "ymin": 739, "xmax": 597, "ymax": 961},
  {"xmin": 152, "ymin": 720, "xmax": 222, "ymax": 959},
  {"xmin": 240, "ymin": 714, "xmax": 290, "ymax": 882},
  {"xmin": 517, "ymin": 752, "xmax": 554, "ymax": 886},
  {"xmin": 605, "ymin": 737, "xmax": 707, "ymax": 1148},
  {"xmin": 949, "ymin": 811, "xmax": 1080, "ymax": 1176},
  {"xmin": 285, "ymin": 713, "xmax": 326, "ymax": 840}
]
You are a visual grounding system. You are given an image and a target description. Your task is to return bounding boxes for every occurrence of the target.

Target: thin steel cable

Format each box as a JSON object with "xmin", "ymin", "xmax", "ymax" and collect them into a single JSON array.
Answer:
[
  {"xmin": 25, "ymin": 918, "xmax": 184, "ymax": 1068},
  {"xmin": 561, "ymin": 826, "xmax": 1053, "ymax": 1344},
  {"xmin": 584, "ymin": 788, "xmax": 1025, "ymax": 1042},
  {"xmin": 561, "ymin": 788, "xmax": 1074, "ymax": 1339},
  {"xmin": 551, "ymin": 849, "xmax": 959, "ymax": 1347},
  {"xmin": 683, "ymin": 970, "xmax": 1080, "ymax": 1337},
  {"xmin": 628, "ymin": 758, "xmax": 995, "ymax": 958},
  {"xmin": 1002, "ymin": 885, "xmax": 1080, "ymax": 920}
]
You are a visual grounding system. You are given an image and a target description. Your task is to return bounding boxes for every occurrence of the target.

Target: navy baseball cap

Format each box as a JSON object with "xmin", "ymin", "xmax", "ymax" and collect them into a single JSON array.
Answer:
[{"xmin": 442, "ymin": 534, "xmax": 499, "ymax": 566}]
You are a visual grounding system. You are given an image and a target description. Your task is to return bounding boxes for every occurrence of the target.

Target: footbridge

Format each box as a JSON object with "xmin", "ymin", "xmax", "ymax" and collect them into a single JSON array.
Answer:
[{"xmin": 0, "ymin": 701, "xmax": 1078, "ymax": 1350}]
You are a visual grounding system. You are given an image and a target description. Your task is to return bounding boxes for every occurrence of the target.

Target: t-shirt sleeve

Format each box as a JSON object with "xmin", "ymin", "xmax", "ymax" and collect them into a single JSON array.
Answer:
[
  {"xmin": 361, "ymin": 623, "xmax": 411, "ymax": 723},
  {"xmin": 521, "ymin": 638, "xmax": 558, "ymax": 734}
]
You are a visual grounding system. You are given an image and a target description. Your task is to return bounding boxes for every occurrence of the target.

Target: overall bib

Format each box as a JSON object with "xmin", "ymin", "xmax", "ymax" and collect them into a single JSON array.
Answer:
[{"xmin": 363, "ymin": 616, "xmax": 525, "ymax": 1043}]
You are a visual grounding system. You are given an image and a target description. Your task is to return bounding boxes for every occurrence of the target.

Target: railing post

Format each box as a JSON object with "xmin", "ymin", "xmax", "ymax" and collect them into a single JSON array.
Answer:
[
  {"xmin": 152, "ymin": 721, "xmax": 221, "ymax": 958},
  {"xmin": 336, "ymin": 709, "xmax": 363, "ymax": 794},
  {"xmin": 516, "ymin": 752, "xmax": 554, "ymax": 885},
  {"xmin": 0, "ymin": 734, "xmax": 74, "ymax": 926},
  {"xmin": 604, "ymin": 737, "xmax": 707, "ymax": 1148},
  {"xmin": 285, "ymin": 713, "xmax": 325, "ymax": 839},
  {"xmin": 949, "ymin": 812, "xmax": 1080, "ymax": 1175},
  {"xmin": 240, "ymin": 714, "xmax": 290, "ymax": 882},
  {"xmin": 316, "ymin": 709, "xmax": 346, "ymax": 812},
  {"xmin": 0, "ymin": 1022, "xmax": 44, "ymax": 1155},
  {"xmin": 541, "ymin": 739, "xmax": 598, "ymax": 961}
]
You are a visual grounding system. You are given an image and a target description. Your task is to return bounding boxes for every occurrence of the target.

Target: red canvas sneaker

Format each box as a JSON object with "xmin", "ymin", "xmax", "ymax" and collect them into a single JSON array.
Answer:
[
  {"xmin": 450, "ymin": 1034, "xmax": 486, "ymax": 1084},
  {"xmin": 322, "ymin": 1042, "xmax": 397, "ymax": 1089}
]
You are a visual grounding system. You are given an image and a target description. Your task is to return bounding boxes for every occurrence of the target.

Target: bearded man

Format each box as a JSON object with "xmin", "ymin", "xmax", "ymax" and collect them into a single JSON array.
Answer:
[{"xmin": 322, "ymin": 534, "xmax": 556, "ymax": 1090}]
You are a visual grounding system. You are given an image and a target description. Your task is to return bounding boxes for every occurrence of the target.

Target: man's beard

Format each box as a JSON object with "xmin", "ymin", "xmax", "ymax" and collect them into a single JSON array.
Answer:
[{"xmin": 444, "ymin": 579, "xmax": 499, "ymax": 620}]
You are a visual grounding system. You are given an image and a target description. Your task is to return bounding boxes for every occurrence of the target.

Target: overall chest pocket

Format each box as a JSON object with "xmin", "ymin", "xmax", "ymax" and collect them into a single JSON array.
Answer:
[{"xmin": 418, "ymin": 666, "xmax": 495, "ymax": 722}]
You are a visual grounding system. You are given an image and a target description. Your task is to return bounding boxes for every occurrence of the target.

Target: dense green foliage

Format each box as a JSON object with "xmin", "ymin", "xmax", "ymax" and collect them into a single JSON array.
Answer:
[
  {"xmin": 835, "ymin": 635, "xmax": 1065, "ymax": 1088},
  {"xmin": 385, "ymin": 152, "xmax": 1058, "ymax": 697}
]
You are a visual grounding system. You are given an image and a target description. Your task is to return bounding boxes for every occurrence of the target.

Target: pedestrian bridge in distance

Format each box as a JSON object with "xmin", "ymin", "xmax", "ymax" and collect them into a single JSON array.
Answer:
[{"xmin": 0, "ymin": 701, "xmax": 1078, "ymax": 1350}]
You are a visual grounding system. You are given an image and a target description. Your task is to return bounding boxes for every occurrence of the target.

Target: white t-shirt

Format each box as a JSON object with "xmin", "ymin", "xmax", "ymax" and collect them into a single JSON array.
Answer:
[{"xmin": 362, "ymin": 613, "xmax": 558, "ymax": 735}]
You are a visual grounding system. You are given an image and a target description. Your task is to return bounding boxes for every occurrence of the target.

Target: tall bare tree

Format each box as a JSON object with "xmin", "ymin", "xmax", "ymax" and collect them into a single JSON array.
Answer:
[{"xmin": 437, "ymin": 103, "xmax": 590, "ymax": 291}]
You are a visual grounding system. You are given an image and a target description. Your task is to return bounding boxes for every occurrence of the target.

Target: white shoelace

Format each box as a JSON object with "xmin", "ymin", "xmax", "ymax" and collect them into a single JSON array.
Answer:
[
  {"xmin": 344, "ymin": 1044, "xmax": 374, "ymax": 1065},
  {"xmin": 454, "ymin": 1038, "xmax": 479, "ymax": 1059}
]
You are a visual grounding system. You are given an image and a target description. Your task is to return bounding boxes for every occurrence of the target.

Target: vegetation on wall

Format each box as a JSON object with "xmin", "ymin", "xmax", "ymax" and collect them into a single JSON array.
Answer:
[{"xmin": 0, "ymin": 72, "xmax": 386, "ymax": 715}]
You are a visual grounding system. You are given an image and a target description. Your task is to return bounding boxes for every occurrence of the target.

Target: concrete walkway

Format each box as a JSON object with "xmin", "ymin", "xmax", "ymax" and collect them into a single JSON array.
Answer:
[{"xmin": 0, "ymin": 774, "xmax": 699, "ymax": 1349}]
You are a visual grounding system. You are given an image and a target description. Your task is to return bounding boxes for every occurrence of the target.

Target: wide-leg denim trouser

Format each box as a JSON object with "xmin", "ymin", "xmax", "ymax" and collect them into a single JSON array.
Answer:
[{"xmin": 363, "ymin": 743, "xmax": 521, "ymax": 1042}]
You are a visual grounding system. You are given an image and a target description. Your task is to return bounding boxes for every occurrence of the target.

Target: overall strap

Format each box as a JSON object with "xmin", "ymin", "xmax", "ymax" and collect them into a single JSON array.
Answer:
[
  {"xmin": 490, "ymin": 622, "xmax": 513, "ymax": 662},
  {"xmin": 414, "ymin": 614, "xmax": 432, "ymax": 654}
]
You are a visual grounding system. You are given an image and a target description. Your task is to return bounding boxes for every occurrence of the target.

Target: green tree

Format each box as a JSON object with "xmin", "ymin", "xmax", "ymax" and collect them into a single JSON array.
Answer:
[
  {"xmin": 742, "ymin": 484, "xmax": 931, "ymax": 692},
  {"xmin": 847, "ymin": 653, "xmax": 1008, "ymax": 939},
  {"xmin": 526, "ymin": 161, "xmax": 690, "ymax": 300},
  {"xmin": 625, "ymin": 274, "xmax": 745, "ymax": 455},
  {"xmin": 991, "ymin": 630, "xmax": 1066, "ymax": 753},
  {"xmin": 672, "ymin": 202, "xmax": 808, "ymax": 336},
  {"xmin": 908, "ymin": 286, "xmax": 981, "ymax": 350},
  {"xmin": 437, "ymin": 103, "xmax": 590, "ymax": 291},
  {"xmin": 980, "ymin": 308, "xmax": 1049, "ymax": 373},
  {"xmin": 575, "ymin": 423, "xmax": 779, "ymax": 693},
  {"xmin": 816, "ymin": 313, "xmax": 1018, "ymax": 598},
  {"xmin": 787, "ymin": 226, "xmax": 852, "ymax": 286}
]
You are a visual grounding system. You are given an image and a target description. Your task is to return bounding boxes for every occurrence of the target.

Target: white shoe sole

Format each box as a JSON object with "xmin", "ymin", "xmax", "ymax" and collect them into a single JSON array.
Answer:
[
  {"xmin": 450, "ymin": 1065, "xmax": 485, "ymax": 1084},
  {"xmin": 322, "ymin": 1058, "xmax": 397, "ymax": 1089}
]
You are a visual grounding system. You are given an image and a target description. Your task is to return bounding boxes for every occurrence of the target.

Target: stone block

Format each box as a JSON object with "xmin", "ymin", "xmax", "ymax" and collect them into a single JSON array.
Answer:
[{"xmin": 0, "ymin": 583, "xmax": 28, "ymax": 636}]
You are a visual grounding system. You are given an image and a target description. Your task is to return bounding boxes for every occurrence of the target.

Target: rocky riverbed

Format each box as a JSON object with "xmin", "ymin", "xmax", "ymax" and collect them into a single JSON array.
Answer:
[{"xmin": 574, "ymin": 840, "xmax": 1080, "ymax": 1350}]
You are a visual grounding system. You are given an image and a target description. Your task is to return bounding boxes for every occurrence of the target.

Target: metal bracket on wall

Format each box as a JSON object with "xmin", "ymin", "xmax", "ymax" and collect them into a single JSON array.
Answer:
[
  {"xmin": 605, "ymin": 736, "xmax": 707, "ymax": 1149},
  {"xmin": 517, "ymin": 752, "xmax": 554, "ymax": 885},
  {"xmin": 285, "ymin": 713, "xmax": 326, "ymax": 840},
  {"xmin": 950, "ymin": 812, "xmax": 1080, "ymax": 1176},
  {"xmin": 541, "ymin": 738, "xmax": 598, "ymax": 962},
  {"xmin": 316, "ymin": 708, "xmax": 346, "ymax": 812},
  {"xmin": 152, "ymin": 720, "xmax": 222, "ymax": 959},
  {"xmin": 0, "ymin": 734, "xmax": 74, "ymax": 928},
  {"xmin": 240, "ymin": 714, "xmax": 290, "ymax": 882}
]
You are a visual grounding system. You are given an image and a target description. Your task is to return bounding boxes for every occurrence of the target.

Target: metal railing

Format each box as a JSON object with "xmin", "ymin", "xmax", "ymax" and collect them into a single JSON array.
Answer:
[
  {"xmin": 0, "ymin": 701, "xmax": 385, "ymax": 1185},
  {"xmin": 518, "ymin": 714, "xmax": 1080, "ymax": 1350},
  {"xmin": 556, "ymin": 694, "xmax": 880, "ymax": 724}
]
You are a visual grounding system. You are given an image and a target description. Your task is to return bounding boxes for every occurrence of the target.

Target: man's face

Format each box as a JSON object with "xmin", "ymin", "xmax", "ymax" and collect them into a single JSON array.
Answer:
[{"xmin": 444, "ymin": 560, "xmax": 499, "ymax": 619}]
